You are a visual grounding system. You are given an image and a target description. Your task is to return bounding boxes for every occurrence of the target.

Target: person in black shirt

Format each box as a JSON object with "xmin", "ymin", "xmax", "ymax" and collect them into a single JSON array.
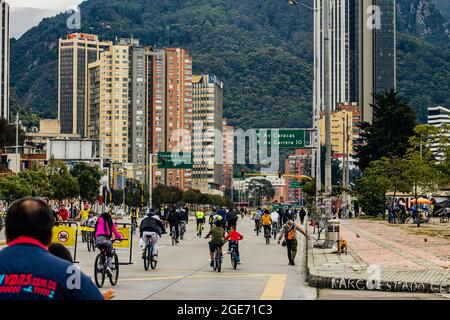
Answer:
[{"xmin": 167, "ymin": 207, "xmax": 180, "ymax": 243}]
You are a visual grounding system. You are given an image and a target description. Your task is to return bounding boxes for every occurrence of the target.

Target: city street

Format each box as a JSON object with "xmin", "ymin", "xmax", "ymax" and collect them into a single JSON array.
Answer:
[{"xmin": 50, "ymin": 217, "xmax": 315, "ymax": 300}]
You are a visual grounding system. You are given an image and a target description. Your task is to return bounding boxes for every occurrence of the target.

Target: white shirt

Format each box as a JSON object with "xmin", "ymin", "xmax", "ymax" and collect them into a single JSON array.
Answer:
[{"xmin": 271, "ymin": 211, "xmax": 280, "ymax": 223}]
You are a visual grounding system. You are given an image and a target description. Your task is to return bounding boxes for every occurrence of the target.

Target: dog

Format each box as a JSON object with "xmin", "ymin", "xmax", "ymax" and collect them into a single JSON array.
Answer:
[{"xmin": 337, "ymin": 239, "xmax": 348, "ymax": 255}]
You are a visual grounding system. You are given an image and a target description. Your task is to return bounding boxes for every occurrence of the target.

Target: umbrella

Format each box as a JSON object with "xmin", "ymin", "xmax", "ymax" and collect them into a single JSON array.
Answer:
[{"xmin": 410, "ymin": 198, "xmax": 432, "ymax": 205}]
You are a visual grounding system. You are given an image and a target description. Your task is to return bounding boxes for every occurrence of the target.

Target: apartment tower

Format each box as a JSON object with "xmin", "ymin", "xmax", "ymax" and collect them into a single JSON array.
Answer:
[{"xmin": 59, "ymin": 33, "xmax": 111, "ymax": 136}]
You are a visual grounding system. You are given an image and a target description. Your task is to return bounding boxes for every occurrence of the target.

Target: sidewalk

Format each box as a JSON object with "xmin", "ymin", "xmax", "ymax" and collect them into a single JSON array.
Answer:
[{"xmin": 306, "ymin": 219, "xmax": 450, "ymax": 294}]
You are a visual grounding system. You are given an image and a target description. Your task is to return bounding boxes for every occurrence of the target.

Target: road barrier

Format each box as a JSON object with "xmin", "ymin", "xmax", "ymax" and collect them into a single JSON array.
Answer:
[
  {"xmin": 113, "ymin": 222, "xmax": 133, "ymax": 265},
  {"xmin": 53, "ymin": 221, "xmax": 80, "ymax": 263}
]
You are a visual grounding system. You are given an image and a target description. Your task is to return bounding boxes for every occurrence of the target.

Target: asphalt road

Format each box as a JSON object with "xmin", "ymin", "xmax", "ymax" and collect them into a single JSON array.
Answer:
[{"xmin": 70, "ymin": 216, "xmax": 317, "ymax": 300}]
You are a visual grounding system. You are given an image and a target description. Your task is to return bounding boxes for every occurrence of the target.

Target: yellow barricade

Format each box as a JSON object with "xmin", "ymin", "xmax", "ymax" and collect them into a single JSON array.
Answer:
[
  {"xmin": 0, "ymin": 240, "xmax": 6, "ymax": 246},
  {"xmin": 113, "ymin": 226, "xmax": 130, "ymax": 250},
  {"xmin": 78, "ymin": 226, "xmax": 95, "ymax": 232},
  {"xmin": 52, "ymin": 225, "xmax": 76, "ymax": 247}
]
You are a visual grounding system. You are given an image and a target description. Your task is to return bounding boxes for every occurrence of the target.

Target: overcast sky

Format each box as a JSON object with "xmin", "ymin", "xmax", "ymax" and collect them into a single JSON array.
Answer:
[
  {"xmin": 8, "ymin": 0, "xmax": 84, "ymax": 10},
  {"xmin": 8, "ymin": 0, "xmax": 84, "ymax": 38}
]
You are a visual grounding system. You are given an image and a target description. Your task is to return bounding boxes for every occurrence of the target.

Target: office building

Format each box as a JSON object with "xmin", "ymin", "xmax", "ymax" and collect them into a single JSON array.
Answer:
[
  {"xmin": 192, "ymin": 74, "xmax": 224, "ymax": 195},
  {"xmin": 87, "ymin": 44, "xmax": 129, "ymax": 163},
  {"xmin": 427, "ymin": 106, "xmax": 450, "ymax": 161},
  {"xmin": 314, "ymin": 0, "xmax": 396, "ymax": 123},
  {"xmin": 58, "ymin": 33, "xmax": 111, "ymax": 136},
  {"xmin": 222, "ymin": 118, "xmax": 234, "ymax": 190},
  {"xmin": 319, "ymin": 102, "xmax": 362, "ymax": 158},
  {"xmin": 284, "ymin": 149, "xmax": 312, "ymax": 205},
  {"xmin": 0, "ymin": 0, "xmax": 9, "ymax": 121}
]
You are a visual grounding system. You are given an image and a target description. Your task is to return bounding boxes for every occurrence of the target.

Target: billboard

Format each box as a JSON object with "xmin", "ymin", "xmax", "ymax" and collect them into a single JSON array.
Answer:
[{"xmin": 47, "ymin": 139, "xmax": 102, "ymax": 160}]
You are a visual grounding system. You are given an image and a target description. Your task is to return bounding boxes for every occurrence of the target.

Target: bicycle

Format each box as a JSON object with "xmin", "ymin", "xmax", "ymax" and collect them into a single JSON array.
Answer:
[
  {"xmin": 255, "ymin": 221, "xmax": 261, "ymax": 236},
  {"xmin": 197, "ymin": 221, "xmax": 204, "ymax": 237},
  {"xmin": 94, "ymin": 238, "xmax": 124, "ymax": 288},
  {"xmin": 143, "ymin": 234, "xmax": 158, "ymax": 271},
  {"xmin": 131, "ymin": 218, "xmax": 138, "ymax": 235},
  {"xmin": 272, "ymin": 223, "xmax": 279, "ymax": 239},
  {"xmin": 86, "ymin": 229, "xmax": 96, "ymax": 252},
  {"xmin": 229, "ymin": 241, "xmax": 239, "ymax": 270},
  {"xmin": 264, "ymin": 226, "xmax": 271, "ymax": 245},
  {"xmin": 170, "ymin": 225, "xmax": 178, "ymax": 246},
  {"xmin": 212, "ymin": 247, "xmax": 222, "ymax": 272},
  {"xmin": 179, "ymin": 221, "xmax": 186, "ymax": 240}
]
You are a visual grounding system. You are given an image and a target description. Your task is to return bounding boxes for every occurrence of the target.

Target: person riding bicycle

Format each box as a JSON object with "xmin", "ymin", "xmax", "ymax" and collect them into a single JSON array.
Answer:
[
  {"xmin": 86, "ymin": 210, "xmax": 97, "ymax": 228},
  {"xmin": 78, "ymin": 203, "xmax": 90, "ymax": 223},
  {"xmin": 224, "ymin": 225, "xmax": 244, "ymax": 264},
  {"xmin": 271, "ymin": 209, "xmax": 280, "ymax": 234},
  {"xmin": 204, "ymin": 219, "xmax": 225, "ymax": 267},
  {"xmin": 167, "ymin": 207, "xmax": 180, "ymax": 243},
  {"xmin": 130, "ymin": 208, "xmax": 138, "ymax": 228},
  {"xmin": 139, "ymin": 209, "xmax": 165, "ymax": 261},
  {"xmin": 253, "ymin": 208, "xmax": 262, "ymax": 232},
  {"xmin": 94, "ymin": 212, "xmax": 123, "ymax": 276},
  {"xmin": 226, "ymin": 209, "xmax": 238, "ymax": 229},
  {"xmin": 218, "ymin": 207, "xmax": 227, "ymax": 228},
  {"xmin": 261, "ymin": 209, "xmax": 272, "ymax": 238},
  {"xmin": 209, "ymin": 209, "xmax": 222, "ymax": 226},
  {"xmin": 196, "ymin": 208, "xmax": 206, "ymax": 235}
]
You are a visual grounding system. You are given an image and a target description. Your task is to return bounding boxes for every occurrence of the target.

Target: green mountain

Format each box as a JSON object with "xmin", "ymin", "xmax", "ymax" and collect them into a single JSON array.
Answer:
[{"xmin": 10, "ymin": 0, "xmax": 450, "ymax": 127}]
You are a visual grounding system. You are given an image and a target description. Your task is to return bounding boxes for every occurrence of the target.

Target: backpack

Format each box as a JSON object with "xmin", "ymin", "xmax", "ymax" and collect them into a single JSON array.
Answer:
[{"xmin": 286, "ymin": 224, "xmax": 296, "ymax": 241}]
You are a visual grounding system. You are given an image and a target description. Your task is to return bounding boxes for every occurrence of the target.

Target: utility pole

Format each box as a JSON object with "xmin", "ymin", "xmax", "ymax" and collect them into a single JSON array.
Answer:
[
  {"xmin": 15, "ymin": 112, "xmax": 19, "ymax": 173},
  {"xmin": 323, "ymin": 0, "xmax": 333, "ymax": 224},
  {"xmin": 148, "ymin": 153, "xmax": 154, "ymax": 210}
]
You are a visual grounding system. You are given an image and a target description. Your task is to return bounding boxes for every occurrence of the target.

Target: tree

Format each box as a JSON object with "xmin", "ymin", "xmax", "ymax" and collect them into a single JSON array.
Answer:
[
  {"xmin": 355, "ymin": 89, "xmax": 417, "ymax": 171},
  {"xmin": 152, "ymin": 185, "xmax": 183, "ymax": 208},
  {"xmin": 0, "ymin": 175, "xmax": 32, "ymax": 204},
  {"xmin": 404, "ymin": 151, "xmax": 441, "ymax": 227},
  {"xmin": 47, "ymin": 160, "xmax": 79, "ymax": 205},
  {"xmin": 247, "ymin": 178, "xmax": 275, "ymax": 207},
  {"xmin": 70, "ymin": 162, "xmax": 103, "ymax": 204},
  {"xmin": 182, "ymin": 189, "xmax": 201, "ymax": 207},
  {"xmin": 20, "ymin": 164, "xmax": 53, "ymax": 200}
]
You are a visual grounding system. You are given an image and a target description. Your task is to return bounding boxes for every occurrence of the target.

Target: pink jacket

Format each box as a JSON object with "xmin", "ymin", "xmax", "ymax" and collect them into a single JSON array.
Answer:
[{"xmin": 95, "ymin": 216, "xmax": 122, "ymax": 239}]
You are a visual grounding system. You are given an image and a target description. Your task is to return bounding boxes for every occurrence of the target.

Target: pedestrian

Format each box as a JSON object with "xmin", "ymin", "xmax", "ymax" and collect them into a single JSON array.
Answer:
[
  {"xmin": 299, "ymin": 206, "xmax": 306, "ymax": 225},
  {"xmin": 0, "ymin": 197, "xmax": 103, "ymax": 300},
  {"xmin": 278, "ymin": 214, "xmax": 308, "ymax": 266},
  {"xmin": 58, "ymin": 205, "xmax": 69, "ymax": 221}
]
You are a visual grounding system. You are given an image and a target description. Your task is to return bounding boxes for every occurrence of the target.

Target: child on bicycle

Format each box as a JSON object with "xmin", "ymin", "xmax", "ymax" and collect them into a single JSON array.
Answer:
[
  {"xmin": 224, "ymin": 225, "xmax": 243, "ymax": 264},
  {"xmin": 204, "ymin": 219, "xmax": 225, "ymax": 267}
]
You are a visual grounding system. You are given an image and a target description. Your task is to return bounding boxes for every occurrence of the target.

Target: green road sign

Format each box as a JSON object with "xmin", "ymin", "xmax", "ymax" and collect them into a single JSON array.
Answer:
[
  {"xmin": 157, "ymin": 152, "xmax": 193, "ymax": 169},
  {"xmin": 256, "ymin": 129, "xmax": 306, "ymax": 148},
  {"xmin": 290, "ymin": 181, "xmax": 305, "ymax": 188}
]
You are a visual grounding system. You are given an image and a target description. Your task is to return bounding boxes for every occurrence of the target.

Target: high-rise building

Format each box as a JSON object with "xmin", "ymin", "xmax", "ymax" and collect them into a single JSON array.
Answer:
[
  {"xmin": 284, "ymin": 149, "xmax": 312, "ymax": 205},
  {"xmin": 222, "ymin": 118, "xmax": 234, "ymax": 190},
  {"xmin": 163, "ymin": 48, "xmax": 193, "ymax": 190},
  {"xmin": 58, "ymin": 33, "xmax": 111, "ymax": 137},
  {"xmin": 87, "ymin": 44, "xmax": 129, "ymax": 163},
  {"xmin": 427, "ymin": 106, "xmax": 450, "ymax": 161},
  {"xmin": 319, "ymin": 102, "xmax": 362, "ymax": 158},
  {"xmin": 0, "ymin": 0, "xmax": 9, "ymax": 121},
  {"xmin": 314, "ymin": 1, "xmax": 396, "ymax": 123},
  {"xmin": 192, "ymin": 74, "xmax": 224, "ymax": 195}
]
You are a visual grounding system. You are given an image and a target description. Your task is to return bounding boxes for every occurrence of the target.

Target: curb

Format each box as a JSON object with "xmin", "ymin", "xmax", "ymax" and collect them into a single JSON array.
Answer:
[{"xmin": 305, "ymin": 231, "xmax": 450, "ymax": 294}]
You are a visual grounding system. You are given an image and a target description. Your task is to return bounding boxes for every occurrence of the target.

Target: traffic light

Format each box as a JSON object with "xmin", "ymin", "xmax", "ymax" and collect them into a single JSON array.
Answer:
[
  {"xmin": 161, "ymin": 156, "xmax": 166, "ymax": 165},
  {"xmin": 241, "ymin": 168, "xmax": 245, "ymax": 178},
  {"xmin": 278, "ymin": 170, "xmax": 283, "ymax": 179}
]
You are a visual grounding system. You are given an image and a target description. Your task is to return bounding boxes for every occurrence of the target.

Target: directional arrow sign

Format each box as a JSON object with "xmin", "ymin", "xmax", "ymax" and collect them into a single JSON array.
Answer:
[{"xmin": 157, "ymin": 152, "xmax": 193, "ymax": 169}]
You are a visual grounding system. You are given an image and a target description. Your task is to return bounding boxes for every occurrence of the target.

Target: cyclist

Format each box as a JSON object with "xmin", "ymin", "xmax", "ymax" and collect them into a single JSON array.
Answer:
[
  {"xmin": 224, "ymin": 225, "xmax": 243, "ymax": 264},
  {"xmin": 209, "ymin": 208, "xmax": 222, "ymax": 227},
  {"xmin": 261, "ymin": 209, "xmax": 272, "ymax": 238},
  {"xmin": 86, "ymin": 210, "xmax": 97, "ymax": 228},
  {"xmin": 77, "ymin": 203, "xmax": 90, "ymax": 223},
  {"xmin": 139, "ymin": 209, "xmax": 165, "ymax": 261},
  {"xmin": 94, "ymin": 211, "xmax": 123, "ymax": 276},
  {"xmin": 130, "ymin": 208, "xmax": 138, "ymax": 229},
  {"xmin": 226, "ymin": 208, "xmax": 238, "ymax": 229},
  {"xmin": 167, "ymin": 207, "xmax": 180, "ymax": 243},
  {"xmin": 195, "ymin": 208, "xmax": 206, "ymax": 236},
  {"xmin": 178, "ymin": 208, "xmax": 188, "ymax": 238},
  {"xmin": 271, "ymin": 209, "xmax": 280, "ymax": 235},
  {"xmin": 204, "ymin": 219, "xmax": 225, "ymax": 267},
  {"xmin": 253, "ymin": 208, "xmax": 262, "ymax": 232}
]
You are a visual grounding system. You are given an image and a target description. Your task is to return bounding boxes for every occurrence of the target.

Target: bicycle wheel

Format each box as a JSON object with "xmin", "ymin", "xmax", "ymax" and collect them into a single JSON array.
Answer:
[
  {"xmin": 109, "ymin": 252, "xmax": 119, "ymax": 286},
  {"xmin": 150, "ymin": 245, "xmax": 158, "ymax": 270},
  {"xmin": 171, "ymin": 227, "xmax": 176, "ymax": 246},
  {"xmin": 231, "ymin": 251, "xmax": 237, "ymax": 270},
  {"xmin": 144, "ymin": 243, "xmax": 150, "ymax": 271},
  {"xmin": 87, "ymin": 234, "xmax": 92, "ymax": 252},
  {"xmin": 94, "ymin": 254, "xmax": 105, "ymax": 288},
  {"xmin": 217, "ymin": 250, "xmax": 222, "ymax": 273}
]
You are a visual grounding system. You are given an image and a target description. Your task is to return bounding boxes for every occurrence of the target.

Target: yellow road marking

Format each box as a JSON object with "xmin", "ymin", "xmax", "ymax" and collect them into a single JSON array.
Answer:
[
  {"xmin": 260, "ymin": 274, "xmax": 287, "ymax": 300},
  {"xmin": 121, "ymin": 273, "xmax": 269, "ymax": 282}
]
